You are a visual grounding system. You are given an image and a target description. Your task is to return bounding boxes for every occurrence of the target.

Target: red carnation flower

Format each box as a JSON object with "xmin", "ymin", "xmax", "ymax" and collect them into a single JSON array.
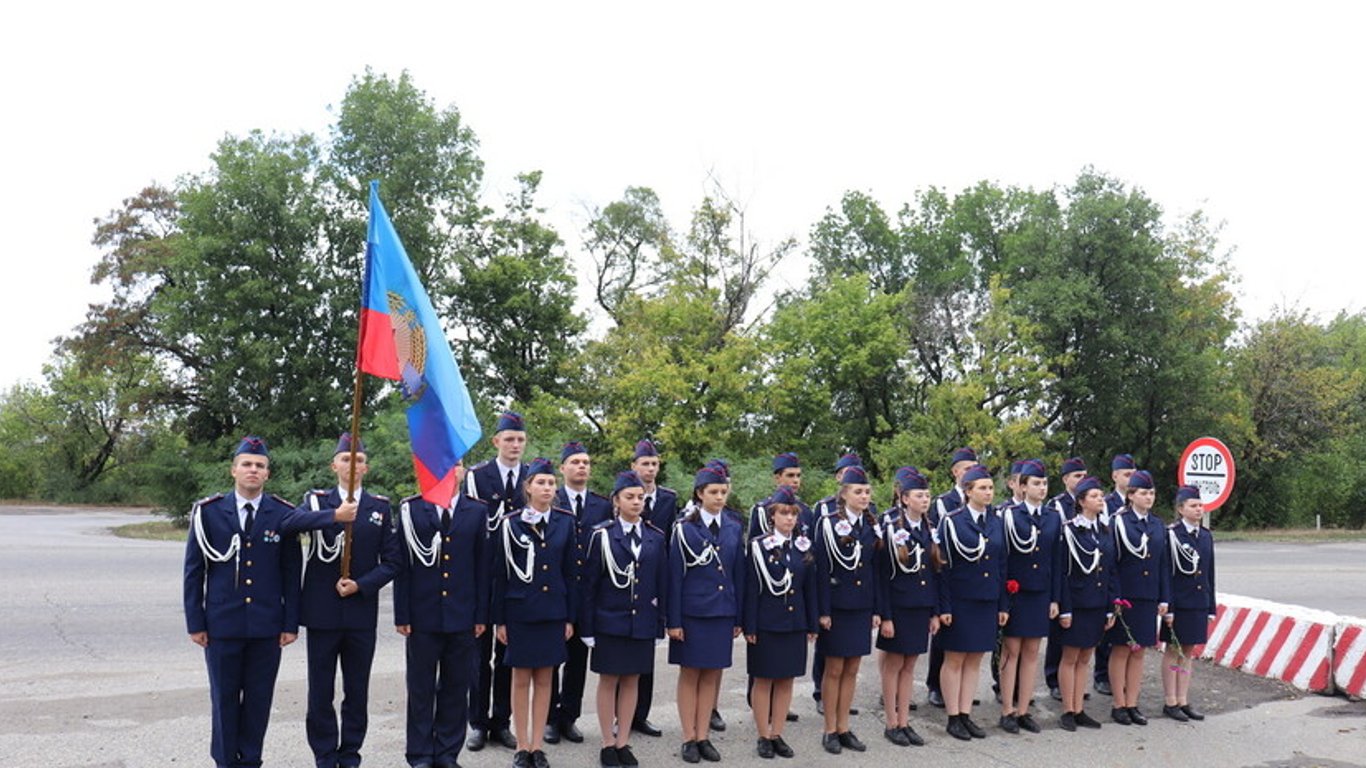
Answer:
[{"xmin": 1005, "ymin": 579, "xmax": 1021, "ymax": 595}]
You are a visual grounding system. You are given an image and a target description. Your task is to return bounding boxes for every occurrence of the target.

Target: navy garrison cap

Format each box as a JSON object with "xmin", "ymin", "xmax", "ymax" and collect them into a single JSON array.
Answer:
[
  {"xmin": 951, "ymin": 447, "xmax": 978, "ymax": 465},
  {"xmin": 495, "ymin": 411, "xmax": 525, "ymax": 433},
  {"xmin": 634, "ymin": 439, "xmax": 659, "ymax": 459},
  {"xmin": 526, "ymin": 457, "xmax": 555, "ymax": 478},
  {"xmin": 772, "ymin": 452, "xmax": 801, "ymax": 472},
  {"xmin": 1111, "ymin": 453, "xmax": 1137, "ymax": 470},
  {"xmin": 613, "ymin": 470, "xmax": 645, "ymax": 496},
  {"xmin": 234, "ymin": 436, "xmax": 269, "ymax": 457},
  {"xmin": 1175, "ymin": 485, "xmax": 1202, "ymax": 505},
  {"xmin": 334, "ymin": 431, "xmax": 364, "ymax": 456},
  {"xmin": 560, "ymin": 441, "xmax": 588, "ymax": 463},
  {"xmin": 1061, "ymin": 456, "xmax": 1087, "ymax": 475},
  {"xmin": 1128, "ymin": 469, "xmax": 1154, "ymax": 489}
]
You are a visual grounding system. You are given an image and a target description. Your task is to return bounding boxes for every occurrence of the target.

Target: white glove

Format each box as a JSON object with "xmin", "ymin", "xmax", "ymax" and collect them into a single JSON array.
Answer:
[{"xmin": 582, "ymin": 637, "xmax": 596, "ymax": 648}]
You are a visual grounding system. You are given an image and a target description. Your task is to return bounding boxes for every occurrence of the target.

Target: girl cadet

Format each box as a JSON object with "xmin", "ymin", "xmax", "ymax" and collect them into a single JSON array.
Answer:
[
  {"xmin": 1160, "ymin": 485, "xmax": 1215, "ymax": 723},
  {"xmin": 875, "ymin": 467, "xmax": 939, "ymax": 748},
  {"xmin": 815, "ymin": 466, "xmax": 881, "ymax": 755},
  {"xmin": 935, "ymin": 464, "xmax": 1008, "ymax": 742},
  {"xmin": 1107, "ymin": 469, "xmax": 1171, "ymax": 727},
  {"xmin": 581, "ymin": 471, "xmax": 667, "ymax": 768},
  {"xmin": 491, "ymin": 458, "xmax": 578, "ymax": 768},
  {"xmin": 668, "ymin": 466, "xmax": 745, "ymax": 764},
  {"xmin": 997, "ymin": 459, "xmax": 1062, "ymax": 735},
  {"xmin": 743, "ymin": 485, "xmax": 818, "ymax": 760},
  {"xmin": 1055, "ymin": 476, "xmax": 1118, "ymax": 731}
]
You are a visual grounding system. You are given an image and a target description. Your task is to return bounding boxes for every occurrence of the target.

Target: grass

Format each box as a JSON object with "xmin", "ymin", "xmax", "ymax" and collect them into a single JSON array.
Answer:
[
  {"xmin": 112, "ymin": 519, "xmax": 187, "ymax": 541},
  {"xmin": 1214, "ymin": 527, "xmax": 1366, "ymax": 543}
]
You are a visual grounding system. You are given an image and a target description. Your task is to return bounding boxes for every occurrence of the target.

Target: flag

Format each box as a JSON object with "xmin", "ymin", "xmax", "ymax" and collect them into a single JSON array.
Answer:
[{"xmin": 358, "ymin": 181, "xmax": 482, "ymax": 506}]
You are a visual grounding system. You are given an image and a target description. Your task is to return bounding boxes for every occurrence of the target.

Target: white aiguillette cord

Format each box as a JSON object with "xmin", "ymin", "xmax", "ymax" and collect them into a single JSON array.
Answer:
[
  {"xmin": 751, "ymin": 538, "xmax": 794, "ymax": 597},
  {"xmin": 1063, "ymin": 522, "xmax": 1101, "ymax": 575},
  {"xmin": 1168, "ymin": 527, "xmax": 1200, "ymax": 575},
  {"xmin": 820, "ymin": 513, "xmax": 864, "ymax": 572},
  {"xmin": 501, "ymin": 512, "xmax": 537, "ymax": 583},
  {"xmin": 676, "ymin": 517, "xmax": 720, "ymax": 569},
  {"xmin": 1004, "ymin": 505, "xmax": 1040, "ymax": 553},
  {"xmin": 304, "ymin": 493, "xmax": 345, "ymax": 583},
  {"xmin": 885, "ymin": 515, "xmax": 925, "ymax": 575},
  {"xmin": 399, "ymin": 500, "xmax": 441, "ymax": 568},
  {"xmin": 1114, "ymin": 509, "xmax": 1150, "ymax": 559},
  {"xmin": 940, "ymin": 511, "xmax": 987, "ymax": 565},
  {"xmin": 595, "ymin": 527, "xmax": 636, "ymax": 589},
  {"xmin": 192, "ymin": 501, "xmax": 241, "ymax": 587}
]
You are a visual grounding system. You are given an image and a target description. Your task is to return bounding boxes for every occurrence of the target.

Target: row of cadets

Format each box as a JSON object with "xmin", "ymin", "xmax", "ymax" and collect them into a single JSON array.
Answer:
[
  {"xmin": 1054, "ymin": 476, "xmax": 1118, "ymax": 731},
  {"xmin": 462, "ymin": 411, "xmax": 529, "ymax": 752},
  {"xmin": 935, "ymin": 464, "xmax": 1008, "ymax": 742},
  {"xmin": 182, "ymin": 437, "xmax": 359, "ymax": 768},
  {"xmin": 627, "ymin": 439, "xmax": 676, "ymax": 737},
  {"xmin": 1043, "ymin": 456, "xmax": 1089, "ymax": 700},
  {"xmin": 1160, "ymin": 485, "xmax": 1214, "ymax": 723},
  {"xmin": 297, "ymin": 433, "xmax": 403, "ymax": 768},
  {"xmin": 811, "ymin": 452, "xmax": 869, "ymax": 716},
  {"xmin": 545, "ymin": 442, "xmax": 612, "ymax": 745},
  {"xmin": 668, "ymin": 465, "xmax": 745, "ymax": 764},
  {"xmin": 815, "ymin": 465, "xmax": 881, "ymax": 755},
  {"xmin": 875, "ymin": 467, "xmax": 938, "ymax": 748},
  {"xmin": 1092, "ymin": 452, "xmax": 1138, "ymax": 697},
  {"xmin": 395, "ymin": 458, "xmax": 490, "ymax": 768},
  {"xmin": 1107, "ymin": 468, "xmax": 1171, "ymax": 726},
  {"xmin": 997, "ymin": 459, "xmax": 1062, "ymax": 735},
  {"xmin": 742, "ymin": 484, "xmax": 818, "ymax": 759},
  {"xmin": 581, "ymin": 470, "xmax": 668, "ymax": 767},
  {"xmin": 924, "ymin": 446, "xmax": 982, "ymax": 708},
  {"xmin": 490, "ymin": 457, "xmax": 580, "ymax": 768}
]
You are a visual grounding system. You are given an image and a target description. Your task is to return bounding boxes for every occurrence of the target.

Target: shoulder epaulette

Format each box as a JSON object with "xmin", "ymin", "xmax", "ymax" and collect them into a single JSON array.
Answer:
[
  {"xmin": 471, "ymin": 459, "xmax": 493, "ymax": 470},
  {"xmin": 592, "ymin": 518, "xmax": 616, "ymax": 531},
  {"xmin": 194, "ymin": 492, "xmax": 225, "ymax": 507},
  {"xmin": 658, "ymin": 485, "xmax": 678, "ymax": 498},
  {"xmin": 460, "ymin": 495, "xmax": 488, "ymax": 508},
  {"xmin": 400, "ymin": 493, "xmax": 425, "ymax": 504},
  {"xmin": 644, "ymin": 520, "xmax": 665, "ymax": 535},
  {"xmin": 587, "ymin": 490, "xmax": 610, "ymax": 502},
  {"xmin": 370, "ymin": 492, "xmax": 389, "ymax": 501},
  {"xmin": 269, "ymin": 493, "xmax": 293, "ymax": 506},
  {"xmin": 552, "ymin": 506, "xmax": 574, "ymax": 516},
  {"xmin": 309, "ymin": 488, "xmax": 329, "ymax": 496}
]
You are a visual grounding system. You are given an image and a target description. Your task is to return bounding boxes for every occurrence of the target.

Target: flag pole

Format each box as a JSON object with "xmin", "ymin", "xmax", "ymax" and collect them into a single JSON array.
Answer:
[{"xmin": 341, "ymin": 363, "xmax": 364, "ymax": 580}]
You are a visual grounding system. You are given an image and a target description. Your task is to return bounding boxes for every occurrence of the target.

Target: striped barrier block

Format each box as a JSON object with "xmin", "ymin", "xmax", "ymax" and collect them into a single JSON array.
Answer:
[
  {"xmin": 1202, "ymin": 593, "xmax": 1337, "ymax": 693},
  {"xmin": 1332, "ymin": 617, "xmax": 1366, "ymax": 699}
]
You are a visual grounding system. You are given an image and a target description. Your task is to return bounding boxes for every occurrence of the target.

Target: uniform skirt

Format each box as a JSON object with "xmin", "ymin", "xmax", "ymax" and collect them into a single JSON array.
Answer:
[
  {"xmin": 1004, "ymin": 590, "xmax": 1051, "ymax": 638},
  {"xmin": 668, "ymin": 616, "xmax": 734, "ymax": 669},
  {"xmin": 875, "ymin": 605, "xmax": 932, "ymax": 655},
  {"xmin": 591, "ymin": 633, "xmax": 656, "ymax": 675},
  {"xmin": 503, "ymin": 619, "xmax": 568, "ymax": 668},
  {"xmin": 747, "ymin": 630, "xmax": 808, "ymax": 679},
  {"xmin": 1060, "ymin": 608, "xmax": 1107, "ymax": 649},
  {"xmin": 940, "ymin": 598, "xmax": 997, "ymax": 653},
  {"xmin": 1161, "ymin": 610, "xmax": 1210, "ymax": 647},
  {"xmin": 1107, "ymin": 598, "xmax": 1159, "ymax": 648},
  {"xmin": 820, "ymin": 607, "xmax": 874, "ymax": 658}
]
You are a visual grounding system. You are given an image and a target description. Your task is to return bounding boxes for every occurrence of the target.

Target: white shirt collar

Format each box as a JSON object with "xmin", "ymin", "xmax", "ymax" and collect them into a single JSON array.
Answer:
[
  {"xmin": 1074, "ymin": 516, "xmax": 1095, "ymax": 529},
  {"xmin": 1182, "ymin": 520, "xmax": 1201, "ymax": 534},
  {"xmin": 845, "ymin": 509, "xmax": 862, "ymax": 524},
  {"xmin": 237, "ymin": 494, "xmax": 262, "ymax": 512},
  {"xmin": 336, "ymin": 485, "xmax": 362, "ymax": 501},
  {"xmin": 700, "ymin": 510, "xmax": 721, "ymax": 528},
  {"xmin": 620, "ymin": 519, "xmax": 637, "ymax": 535},
  {"xmin": 495, "ymin": 458, "xmax": 520, "ymax": 476}
]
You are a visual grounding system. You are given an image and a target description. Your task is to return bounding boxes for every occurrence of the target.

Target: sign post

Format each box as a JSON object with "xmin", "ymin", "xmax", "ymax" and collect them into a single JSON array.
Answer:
[{"xmin": 1177, "ymin": 437, "xmax": 1236, "ymax": 523}]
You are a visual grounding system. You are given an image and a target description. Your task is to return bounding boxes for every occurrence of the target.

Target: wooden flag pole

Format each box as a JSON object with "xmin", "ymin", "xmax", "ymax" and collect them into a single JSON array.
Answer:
[{"xmin": 341, "ymin": 362, "xmax": 365, "ymax": 580}]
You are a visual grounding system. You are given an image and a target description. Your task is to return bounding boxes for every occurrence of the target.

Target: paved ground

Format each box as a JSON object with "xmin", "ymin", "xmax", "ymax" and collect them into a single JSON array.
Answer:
[{"xmin": 0, "ymin": 507, "xmax": 1362, "ymax": 768}]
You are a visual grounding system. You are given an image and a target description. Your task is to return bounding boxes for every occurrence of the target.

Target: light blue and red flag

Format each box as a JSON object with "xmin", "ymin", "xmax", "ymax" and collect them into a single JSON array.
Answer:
[{"xmin": 358, "ymin": 181, "xmax": 482, "ymax": 506}]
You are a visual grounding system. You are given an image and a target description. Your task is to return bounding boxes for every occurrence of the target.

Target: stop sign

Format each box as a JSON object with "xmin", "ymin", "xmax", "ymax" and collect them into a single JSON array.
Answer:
[{"xmin": 1177, "ymin": 437, "xmax": 1236, "ymax": 511}]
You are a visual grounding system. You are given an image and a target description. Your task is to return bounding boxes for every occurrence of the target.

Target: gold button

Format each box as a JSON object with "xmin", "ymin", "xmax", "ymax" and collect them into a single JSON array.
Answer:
[
  {"xmin": 542, "ymin": 564, "xmax": 549, "ymax": 571},
  {"xmin": 633, "ymin": 595, "xmax": 638, "ymax": 601},
  {"xmin": 543, "ymin": 585, "xmax": 550, "ymax": 592},
  {"xmin": 245, "ymin": 597, "xmax": 252, "ymax": 604},
  {"xmin": 445, "ymin": 536, "xmax": 452, "ymax": 543},
  {"xmin": 443, "ymin": 572, "xmax": 449, "ymax": 579},
  {"xmin": 443, "ymin": 554, "xmax": 451, "ymax": 561},
  {"xmin": 855, "ymin": 580, "xmax": 862, "ymax": 586},
  {"xmin": 1197, "ymin": 585, "xmax": 1203, "ymax": 590},
  {"xmin": 1143, "ymin": 570, "xmax": 1149, "ymax": 577},
  {"xmin": 983, "ymin": 572, "xmax": 990, "ymax": 577},
  {"xmin": 245, "ymin": 560, "xmax": 253, "ymax": 567},
  {"xmin": 245, "ymin": 578, "xmax": 253, "ymax": 585},
  {"xmin": 577, "ymin": 559, "xmax": 583, "ymax": 566},
  {"xmin": 718, "ymin": 585, "xmax": 725, "ymax": 591},
  {"xmin": 631, "ymin": 609, "xmax": 637, "ymax": 615},
  {"xmin": 984, "ymin": 554, "xmax": 990, "ymax": 560},
  {"xmin": 717, "ymin": 565, "xmax": 724, "ymax": 572},
  {"xmin": 1032, "ymin": 564, "xmax": 1039, "ymax": 569},
  {"xmin": 541, "ymin": 542, "xmax": 547, "ymax": 549},
  {"xmin": 920, "ymin": 580, "xmax": 927, "ymax": 586},
  {"xmin": 246, "ymin": 542, "xmax": 253, "ymax": 548},
  {"xmin": 788, "ymin": 606, "xmax": 795, "ymax": 612},
  {"xmin": 1098, "ymin": 567, "xmax": 1103, "ymax": 572},
  {"xmin": 442, "ymin": 590, "xmax": 448, "ymax": 597}
]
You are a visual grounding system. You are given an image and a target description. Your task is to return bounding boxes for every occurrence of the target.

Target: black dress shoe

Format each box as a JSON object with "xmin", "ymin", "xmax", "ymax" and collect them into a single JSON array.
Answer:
[
  {"xmin": 946, "ymin": 715, "xmax": 972, "ymax": 741},
  {"xmin": 561, "ymin": 722, "xmax": 585, "ymax": 743},
  {"xmin": 962, "ymin": 716, "xmax": 986, "ymax": 739},
  {"xmin": 1181, "ymin": 704, "xmax": 1206, "ymax": 721},
  {"xmin": 785, "ymin": 711, "xmax": 798, "ymax": 722},
  {"xmin": 1017, "ymin": 713, "xmax": 1041, "ymax": 733},
  {"xmin": 1163, "ymin": 704, "xmax": 1189, "ymax": 722},
  {"xmin": 902, "ymin": 725, "xmax": 925, "ymax": 746},
  {"xmin": 466, "ymin": 728, "xmax": 487, "ymax": 751},
  {"xmin": 709, "ymin": 710, "xmax": 726, "ymax": 732},
  {"xmin": 681, "ymin": 741, "xmax": 701, "ymax": 764},
  {"xmin": 1127, "ymin": 706, "xmax": 1148, "ymax": 725},
  {"xmin": 822, "ymin": 732, "xmax": 842, "ymax": 754},
  {"xmin": 697, "ymin": 738, "xmax": 721, "ymax": 762},
  {"xmin": 600, "ymin": 746, "xmax": 620, "ymax": 767},
  {"xmin": 1111, "ymin": 707, "xmax": 1132, "ymax": 725},
  {"xmin": 1049, "ymin": 686, "xmax": 1062, "ymax": 701},
  {"xmin": 928, "ymin": 690, "xmax": 945, "ymax": 708},
  {"xmin": 1075, "ymin": 710, "xmax": 1102, "ymax": 729},
  {"xmin": 999, "ymin": 714, "xmax": 1019, "ymax": 734},
  {"xmin": 615, "ymin": 745, "xmax": 638, "ymax": 767},
  {"xmin": 837, "ymin": 730, "xmax": 867, "ymax": 751},
  {"xmin": 756, "ymin": 737, "xmax": 775, "ymax": 759},
  {"xmin": 531, "ymin": 749, "xmax": 550, "ymax": 768},
  {"xmin": 512, "ymin": 750, "xmax": 532, "ymax": 768},
  {"xmin": 884, "ymin": 726, "xmax": 911, "ymax": 746},
  {"xmin": 850, "ymin": 707, "xmax": 860, "ymax": 716},
  {"xmin": 1094, "ymin": 680, "xmax": 1113, "ymax": 696},
  {"xmin": 631, "ymin": 718, "xmax": 662, "ymax": 737},
  {"xmin": 1059, "ymin": 712, "xmax": 1077, "ymax": 732},
  {"xmin": 771, "ymin": 735, "xmax": 794, "ymax": 758},
  {"xmin": 495, "ymin": 728, "xmax": 519, "ymax": 749},
  {"xmin": 544, "ymin": 722, "xmax": 562, "ymax": 744}
]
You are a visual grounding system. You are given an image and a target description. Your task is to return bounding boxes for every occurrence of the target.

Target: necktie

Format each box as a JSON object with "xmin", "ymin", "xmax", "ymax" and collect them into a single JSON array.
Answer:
[
  {"xmin": 504, "ymin": 470, "xmax": 516, "ymax": 502},
  {"xmin": 574, "ymin": 494, "xmax": 583, "ymax": 518},
  {"xmin": 708, "ymin": 519, "xmax": 720, "ymax": 538},
  {"xmin": 441, "ymin": 506, "xmax": 451, "ymax": 531},
  {"xmin": 644, "ymin": 496, "xmax": 654, "ymax": 521},
  {"xmin": 627, "ymin": 525, "xmax": 640, "ymax": 547},
  {"xmin": 243, "ymin": 502, "xmax": 255, "ymax": 536}
]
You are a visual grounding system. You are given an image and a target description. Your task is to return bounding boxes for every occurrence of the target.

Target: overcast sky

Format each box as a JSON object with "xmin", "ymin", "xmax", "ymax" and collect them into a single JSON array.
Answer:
[{"xmin": 2, "ymin": 1, "xmax": 1362, "ymax": 390}]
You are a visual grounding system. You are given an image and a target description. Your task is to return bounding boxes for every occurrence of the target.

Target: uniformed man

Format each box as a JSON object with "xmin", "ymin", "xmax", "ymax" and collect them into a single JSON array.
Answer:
[
  {"xmin": 183, "ymin": 436, "xmax": 355, "ymax": 768},
  {"xmin": 462, "ymin": 411, "xmax": 529, "ymax": 751},
  {"xmin": 544, "ymin": 441, "xmax": 612, "ymax": 745},
  {"xmin": 747, "ymin": 452, "xmax": 815, "ymax": 542},
  {"xmin": 297, "ymin": 432, "xmax": 403, "ymax": 768},
  {"xmin": 395, "ymin": 459, "xmax": 490, "ymax": 768},
  {"xmin": 629, "ymin": 438, "xmax": 676, "ymax": 738},
  {"xmin": 927, "ymin": 446, "xmax": 980, "ymax": 709}
]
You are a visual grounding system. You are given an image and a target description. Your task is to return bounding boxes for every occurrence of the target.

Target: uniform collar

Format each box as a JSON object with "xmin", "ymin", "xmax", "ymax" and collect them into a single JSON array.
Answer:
[
  {"xmin": 699, "ymin": 510, "xmax": 722, "ymax": 528},
  {"xmin": 335, "ymin": 485, "xmax": 362, "ymax": 501},
  {"xmin": 1182, "ymin": 520, "xmax": 1201, "ymax": 535},
  {"xmin": 236, "ymin": 494, "xmax": 263, "ymax": 513}
]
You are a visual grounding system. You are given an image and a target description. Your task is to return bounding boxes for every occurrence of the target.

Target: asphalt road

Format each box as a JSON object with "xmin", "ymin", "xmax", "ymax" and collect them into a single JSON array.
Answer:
[{"xmin": 0, "ymin": 507, "xmax": 1362, "ymax": 768}]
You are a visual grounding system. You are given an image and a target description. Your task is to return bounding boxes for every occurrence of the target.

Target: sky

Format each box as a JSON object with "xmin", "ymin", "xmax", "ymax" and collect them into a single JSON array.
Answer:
[{"xmin": 2, "ymin": 1, "xmax": 1362, "ymax": 390}]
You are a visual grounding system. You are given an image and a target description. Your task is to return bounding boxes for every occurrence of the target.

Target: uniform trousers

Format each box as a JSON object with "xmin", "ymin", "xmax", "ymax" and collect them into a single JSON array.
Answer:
[
  {"xmin": 206, "ymin": 636, "xmax": 282, "ymax": 768},
  {"xmin": 407, "ymin": 630, "xmax": 476, "ymax": 768},
  {"xmin": 306, "ymin": 627, "xmax": 377, "ymax": 768}
]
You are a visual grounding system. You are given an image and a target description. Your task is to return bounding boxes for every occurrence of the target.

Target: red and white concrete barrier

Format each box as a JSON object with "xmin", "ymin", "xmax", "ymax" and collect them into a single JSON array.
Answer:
[
  {"xmin": 1332, "ymin": 617, "xmax": 1366, "ymax": 699},
  {"xmin": 1202, "ymin": 593, "xmax": 1338, "ymax": 693}
]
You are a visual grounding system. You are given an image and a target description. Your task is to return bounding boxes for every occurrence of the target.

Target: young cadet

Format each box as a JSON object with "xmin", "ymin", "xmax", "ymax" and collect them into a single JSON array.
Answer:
[
  {"xmin": 581, "ymin": 471, "xmax": 667, "ymax": 768},
  {"xmin": 1045, "ymin": 456, "xmax": 1088, "ymax": 700},
  {"xmin": 1092, "ymin": 452, "xmax": 1135, "ymax": 697},
  {"xmin": 997, "ymin": 459, "xmax": 1060, "ymax": 735},
  {"xmin": 876, "ymin": 467, "xmax": 938, "ymax": 748},
  {"xmin": 394, "ymin": 460, "xmax": 489, "ymax": 768},
  {"xmin": 628, "ymin": 439, "xmax": 675, "ymax": 738},
  {"xmin": 926, "ymin": 446, "xmax": 980, "ymax": 709},
  {"xmin": 668, "ymin": 466, "xmax": 745, "ymax": 764},
  {"xmin": 545, "ymin": 441, "xmax": 613, "ymax": 745},
  {"xmin": 463, "ymin": 411, "xmax": 529, "ymax": 751},
  {"xmin": 989, "ymin": 460, "xmax": 1028, "ymax": 701},
  {"xmin": 1161, "ymin": 485, "xmax": 1214, "ymax": 722},
  {"xmin": 184, "ymin": 436, "xmax": 355, "ymax": 768},
  {"xmin": 492, "ymin": 458, "xmax": 579, "ymax": 768},
  {"xmin": 1055, "ymin": 477, "xmax": 1118, "ymax": 731},
  {"xmin": 815, "ymin": 466, "xmax": 881, "ymax": 755},
  {"xmin": 743, "ymin": 485, "xmax": 818, "ymax": 759},
  {"xmin": 748, "ymin": 452, "xmax": 815, "ymax": 541},
  {"xmin": 811, "ymin": 452, "xmax": 866, "ymax": 716},
  {"xmin": 1107, "ymin": 469, "xmax": 1170, "ymax": 727},
  {"xmin": 701, "ymin": 458, "xmax": 741, "ymax": 734},
  {"xmin": 936, "ymin": 465, "xmax": 1008, "ymax": 742},
  {"xmin": 297, "ymin": 432, "xmax": 403, "ymax": 768}
]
